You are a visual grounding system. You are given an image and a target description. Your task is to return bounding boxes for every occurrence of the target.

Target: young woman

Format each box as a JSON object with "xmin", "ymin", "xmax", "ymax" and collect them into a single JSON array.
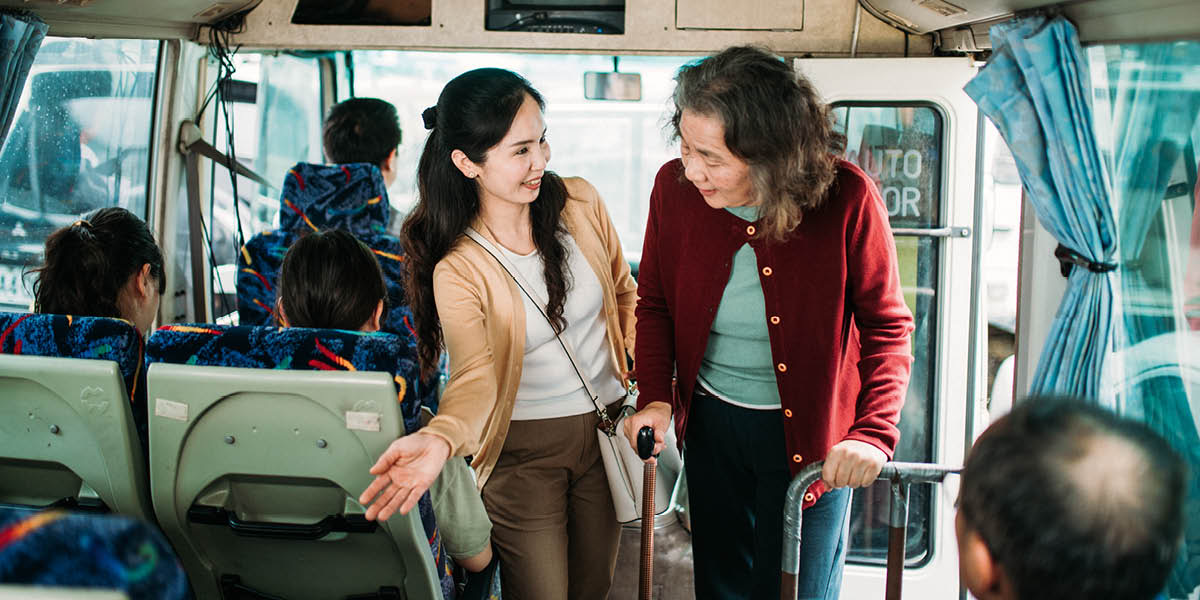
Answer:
[
  {"xmin": 274, "ymin": 228, "xmax": 494, "ymax": 573},
  {"xmin": 359, "ymin": 68, "xmax": 637, "ymax": 599},
  {"xmin": 32, "ymin": 206, "xmax": 164, "ymax": 335}
]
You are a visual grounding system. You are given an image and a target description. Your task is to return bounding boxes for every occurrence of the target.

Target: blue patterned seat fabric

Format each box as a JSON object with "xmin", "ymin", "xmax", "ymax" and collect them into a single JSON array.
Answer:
[
  {"xmin": 0, "ymin": 312, "xmax": 147, "ymax": 456},
  {"xmin": 0, "ymin": 507, "xmax": 189, "ymax": 600},
  {"xmin": 146, "ymin": 323, "xmax": 455, "ymax": 598},
  {"xmin": 236, "ymin": 161, "xmax": 439, "ymax": 412}
]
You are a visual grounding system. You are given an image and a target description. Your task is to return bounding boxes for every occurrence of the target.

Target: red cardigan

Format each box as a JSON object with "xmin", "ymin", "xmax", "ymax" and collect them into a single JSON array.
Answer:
[{"xmin": 634, "ymin": 159, "xmax": 914, "ymax": 505}]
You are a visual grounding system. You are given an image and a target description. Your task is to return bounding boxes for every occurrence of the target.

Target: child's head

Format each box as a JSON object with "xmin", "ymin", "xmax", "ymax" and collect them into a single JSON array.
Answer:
[
  {"xmin": 322, "ymin": 97, "xmax": 402, "ymax": 186},
  {"xmin": 276, "ymin": 229, "xmax": 387, "ymax": 332},
  {"xmin": 32, "ymin": 206, "xmax": 165, "ymax": 335}
]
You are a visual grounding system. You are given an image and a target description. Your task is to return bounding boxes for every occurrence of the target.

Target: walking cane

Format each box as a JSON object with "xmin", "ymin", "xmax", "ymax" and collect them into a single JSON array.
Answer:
[{"xmin": 637, "ymin": 426, "xmax": 657, "ymax": 600}]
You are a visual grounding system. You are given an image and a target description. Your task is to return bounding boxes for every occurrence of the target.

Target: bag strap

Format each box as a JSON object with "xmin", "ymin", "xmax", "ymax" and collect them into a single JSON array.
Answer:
[{"xmin": 464, "ymin": 227, "xmax": 618, "ymax": 435}]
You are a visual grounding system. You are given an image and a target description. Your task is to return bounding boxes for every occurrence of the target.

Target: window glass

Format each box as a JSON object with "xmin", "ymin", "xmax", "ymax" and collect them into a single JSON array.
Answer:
[
  {"xmin": 352, "ymin": 51, "xmax": 699, "ymax": 260},
  {"xmin": 833, "ymin": 103, "xmax": 943, "ymax": 565},
  {"xmin": 205, "ymin": 53, "xmax": 324, "ymax": 319},
  {"xmin": 0, "ymin": 37, "xmax": 159, "ymax": 311},
  {"xmin": 1088, "ymin": 41, "xmax": 1200, "ymax": 598},
  {"xmin": 981, "ymin": 121, "xmax": 1021, "ymax": 407}
]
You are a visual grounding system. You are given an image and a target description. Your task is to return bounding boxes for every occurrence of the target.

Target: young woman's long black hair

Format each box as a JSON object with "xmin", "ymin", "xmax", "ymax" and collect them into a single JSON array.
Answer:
[
  {"xmin": 402, "ymin": 68, "xmax": 570, "ymax": 378},
  {"xmin": 31, "ymin": 206, "xmax": 164, "ymax": 319}
]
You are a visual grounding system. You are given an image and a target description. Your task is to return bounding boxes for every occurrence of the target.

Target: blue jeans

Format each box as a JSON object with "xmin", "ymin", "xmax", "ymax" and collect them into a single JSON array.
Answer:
[{"xmin": 685, "ymin": 392, "xmax": 851, "ymax": 600}]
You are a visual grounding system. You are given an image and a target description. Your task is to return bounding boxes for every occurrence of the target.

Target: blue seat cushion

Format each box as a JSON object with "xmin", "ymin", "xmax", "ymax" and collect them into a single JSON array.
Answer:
[
  {"xmin": 0, "ymin": 312, "xmax": 147, "ymax": 454},
  {"xmin": 0, "ymin": 507, "xmax": 190, "ymax": 600}
]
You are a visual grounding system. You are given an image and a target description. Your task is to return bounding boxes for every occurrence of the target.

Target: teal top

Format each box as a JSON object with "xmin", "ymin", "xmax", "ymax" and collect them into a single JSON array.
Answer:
[{"xmin": 696, "ymin": 205, "xmax": 781, "ymax": 409}]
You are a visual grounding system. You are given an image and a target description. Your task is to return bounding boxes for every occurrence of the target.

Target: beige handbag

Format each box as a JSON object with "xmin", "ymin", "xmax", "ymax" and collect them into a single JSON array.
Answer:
[{"xmin": 465, "ymin": 228, "xmax": 681, "ymax": 523}]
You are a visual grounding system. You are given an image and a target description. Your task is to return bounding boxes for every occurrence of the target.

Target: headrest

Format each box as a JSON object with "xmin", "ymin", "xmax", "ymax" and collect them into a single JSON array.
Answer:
[
  {"xmin": 0, "ymin": 311, "xmax": 143, "ymax": 392},
  {"xmin": 277, "ymin": 162, "xmax": 391, "ymax": 237}
]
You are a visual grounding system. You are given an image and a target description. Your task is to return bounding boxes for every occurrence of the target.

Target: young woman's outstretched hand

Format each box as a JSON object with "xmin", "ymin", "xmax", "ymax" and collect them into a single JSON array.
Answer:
[
  {"xmin": 359, "ymin": 432, "xmax": 452, "ymax": 521},
  {"xmin": 622, "ymin": 401, "xmax": 672, "ymax": 463}
]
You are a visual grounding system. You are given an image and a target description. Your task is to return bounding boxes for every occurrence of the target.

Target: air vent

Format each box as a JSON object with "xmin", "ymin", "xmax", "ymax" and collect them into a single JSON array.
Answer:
[
  {"xmin": 883, "ymin": 10, "xmax": 920, "ymax": 30},
  {"xmin": 20, "ymin": 0, "xmax": 93, "ymax": 6},
  {"xmin": 917, "ymin": 0, "xmax": 967, "ymax": 18},
  {"xmin": 194, "ymin": 2, "xmax": 238, "ymax": 21}
]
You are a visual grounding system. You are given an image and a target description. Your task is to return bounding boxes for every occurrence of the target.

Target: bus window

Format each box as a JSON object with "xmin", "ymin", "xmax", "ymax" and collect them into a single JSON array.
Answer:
[
  {"xmin": 204, "ymin": 52, "xmax": 325, "ymax": 320},
  {"xmin": 1086, "ymin": 41, "xmax": 1200, "ymax": 597},
  {"xmin": 0, "ymin": 38, "xmax": 159, "ymax": 312},
  {"xmin": 833, "ymin": 103, "xmax": 942, "ymax": 566},
  {"xmin": 981, "ymin": 121, "xmax": 1021, "ymax": 414},
  {"xmin": 352, "ymin": 51, "xmax": 699, "ymax": 259}
]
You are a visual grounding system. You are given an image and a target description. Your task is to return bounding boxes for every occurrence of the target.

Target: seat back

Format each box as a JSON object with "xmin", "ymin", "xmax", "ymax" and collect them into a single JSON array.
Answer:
[
  {"xmin": 235, "ymin": 162, "xmax": 436, "ymax": 410},
  {"xmin": 146, "ymin": 324, "xmax": 451, "ymax": 600},
  {"xmin": 236, "ymin": 161, "xmax": 394, "ymax": 329},
  {"xmin": 0, "ymin": 313, "xmax": 150, "ymax": 519}
]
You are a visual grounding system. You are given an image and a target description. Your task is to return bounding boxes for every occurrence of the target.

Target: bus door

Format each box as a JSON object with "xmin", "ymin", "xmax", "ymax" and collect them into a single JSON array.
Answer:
[{"xmin": 794, "ymin": 57, "xmax": 982, "ymax": 599}]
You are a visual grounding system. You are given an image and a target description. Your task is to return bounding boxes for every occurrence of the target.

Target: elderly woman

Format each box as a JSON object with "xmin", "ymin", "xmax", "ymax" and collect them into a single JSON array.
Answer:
[{"xmin": 624, "ymin": 46, "xmax": 915, "ymax": 599}]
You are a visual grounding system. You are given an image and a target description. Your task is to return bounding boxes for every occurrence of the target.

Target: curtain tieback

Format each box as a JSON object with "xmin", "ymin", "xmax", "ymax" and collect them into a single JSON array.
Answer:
[{"xmin": 1054, "ymin": 243, "xmax": 1117, "ymax": 277}]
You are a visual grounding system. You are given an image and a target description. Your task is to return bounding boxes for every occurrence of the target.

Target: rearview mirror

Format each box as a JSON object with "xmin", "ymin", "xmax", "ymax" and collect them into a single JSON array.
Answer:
[{"xmin": 584, "ymin": 71, "xmax": 642, "ymax": 101}]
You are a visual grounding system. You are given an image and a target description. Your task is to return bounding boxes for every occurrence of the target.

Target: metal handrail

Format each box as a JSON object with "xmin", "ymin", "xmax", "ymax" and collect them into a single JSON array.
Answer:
[{"xmin": 781, "ymin": 461, "xmax": 962, "ymax": 600}]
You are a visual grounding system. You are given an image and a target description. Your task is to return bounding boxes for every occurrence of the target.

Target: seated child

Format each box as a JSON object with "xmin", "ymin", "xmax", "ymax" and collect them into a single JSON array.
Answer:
[
  {"xmin": 32, "ymin": 206, "xmax": 164, "ymax": 336},
  {"xmin": 29, "ymin": 206, "xmax": 165, "ymax": 454},
  {"xmin": 276, "ymin": 229, "xmax": 493, "ymax": 573}
]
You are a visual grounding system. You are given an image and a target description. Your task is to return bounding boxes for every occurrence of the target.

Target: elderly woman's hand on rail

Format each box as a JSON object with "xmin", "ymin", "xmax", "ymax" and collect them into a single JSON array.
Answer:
[
  {"xmin": 359, "ymin": 432, "xmax": 451, "ymax": 521},
  {"xmin": 822, "ymin": 439, "xmax": 887, "ymax": 489}
]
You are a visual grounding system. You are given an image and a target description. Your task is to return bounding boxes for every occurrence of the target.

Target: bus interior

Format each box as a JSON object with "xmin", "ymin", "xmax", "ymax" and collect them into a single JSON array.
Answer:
[{"xmin": 0, "ymin": 0, "xmax": 1197, "ymax": 598}]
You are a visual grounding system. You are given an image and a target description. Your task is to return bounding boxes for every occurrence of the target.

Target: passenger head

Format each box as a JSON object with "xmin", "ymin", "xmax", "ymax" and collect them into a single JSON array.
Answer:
[
  {"xmin": 322, "ymin": 97, "xmax": 402, "ymax": 187},
  {"xmin": 956, "ymin": 399, "xmax": 1186, "ymax": 600},
  {"xmin": 276, "ymin": 229, "xmax": 386, "ymax": 332},
  {"xmin": 31, "ymin": 207, "xmax": 164, "ymax": 335},
  {"xmin": 402, "ymin": 67, "xmax": 569, "ymax": 377},
  {"xmin": 670, "ymin": 45, "xmax": 843, "ymax": 240}
]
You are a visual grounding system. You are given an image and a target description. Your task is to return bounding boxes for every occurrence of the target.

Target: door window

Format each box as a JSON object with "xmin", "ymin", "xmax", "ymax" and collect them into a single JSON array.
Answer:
[{"xmin": 833, "ymin": 103, "xmax": 944, "ymax": 565}]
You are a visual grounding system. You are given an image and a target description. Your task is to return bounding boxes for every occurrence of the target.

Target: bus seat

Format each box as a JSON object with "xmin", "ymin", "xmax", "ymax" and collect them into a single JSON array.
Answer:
[
  {"xmin": 0, "ymin": 312, "xmax": 152, "ymax": 520},
  {"xmin": 236, "ymin": 162, "xmax": 400, "ymax": 330},
  {"xmin": 235, "ymin": 162, "xmax": 439, "ymax": 411},
  {"xmin": 0, "ymin": 507, "xmax": 188, "ymax": 600},
  {"xmin": 145, "ymin": 324, "xmax": 453, "ymax": 600}
]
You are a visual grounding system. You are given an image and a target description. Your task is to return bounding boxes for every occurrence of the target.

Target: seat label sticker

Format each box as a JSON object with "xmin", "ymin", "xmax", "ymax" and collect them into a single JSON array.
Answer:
[
  {"xmin": 345, "ymin": 411, "xmax": 381, "ymax": 432},
  {"xmin": 155, "ymin": 398, "xmax": 189, "ymax": 421}
]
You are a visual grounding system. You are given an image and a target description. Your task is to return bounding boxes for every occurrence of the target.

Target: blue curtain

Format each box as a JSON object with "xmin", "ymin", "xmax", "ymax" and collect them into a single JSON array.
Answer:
[
  {"xmin": 0, "ymin": 10, "xmax": 47, "ymax": 148},
  {"xmin": 964, "ymin": 15, "xmax": 1117, "ymax": 400}
]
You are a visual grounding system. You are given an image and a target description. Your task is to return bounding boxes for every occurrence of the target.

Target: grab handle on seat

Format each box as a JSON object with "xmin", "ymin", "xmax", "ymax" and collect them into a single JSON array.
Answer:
[{"xmin": 187, "ymin": 505, "xmax": 378, "ymax": 540}]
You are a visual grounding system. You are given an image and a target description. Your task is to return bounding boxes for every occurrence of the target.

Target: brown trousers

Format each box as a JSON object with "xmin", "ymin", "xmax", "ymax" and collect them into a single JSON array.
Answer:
[{"xmin": 481, "ymin": 409, "xmax": 621, "ymax": 600}]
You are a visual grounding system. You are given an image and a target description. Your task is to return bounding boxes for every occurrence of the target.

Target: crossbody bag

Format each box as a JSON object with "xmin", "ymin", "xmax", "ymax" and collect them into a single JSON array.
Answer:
[{"xmin": 464, "ymin": 227, "xmax": 680, "ymax": 523}]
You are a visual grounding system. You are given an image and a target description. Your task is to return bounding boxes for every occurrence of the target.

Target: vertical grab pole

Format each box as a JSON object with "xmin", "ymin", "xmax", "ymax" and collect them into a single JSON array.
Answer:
[
  {"xmin": 637, "ymin": 427, "xmax": 657, "ymax": 600},
  {"xmin": 781, "ymin": 462, "xmax": 825, "ymax": 600},
  {"xmin": 885, "ymin": 479, "xmax": 910, "ymax": 600}
]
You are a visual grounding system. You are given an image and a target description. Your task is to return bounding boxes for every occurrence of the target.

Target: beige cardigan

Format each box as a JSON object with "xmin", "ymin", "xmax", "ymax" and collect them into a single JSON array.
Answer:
[{"xmin": 420, "ymin": 177, "xmax": 638, "ymax": 488}]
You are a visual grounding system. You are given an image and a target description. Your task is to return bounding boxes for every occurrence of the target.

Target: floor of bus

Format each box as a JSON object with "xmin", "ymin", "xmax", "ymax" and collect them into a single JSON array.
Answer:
[{"xmin": 610, "ymin": 515, "xmax": 695, "ymax": 598}]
